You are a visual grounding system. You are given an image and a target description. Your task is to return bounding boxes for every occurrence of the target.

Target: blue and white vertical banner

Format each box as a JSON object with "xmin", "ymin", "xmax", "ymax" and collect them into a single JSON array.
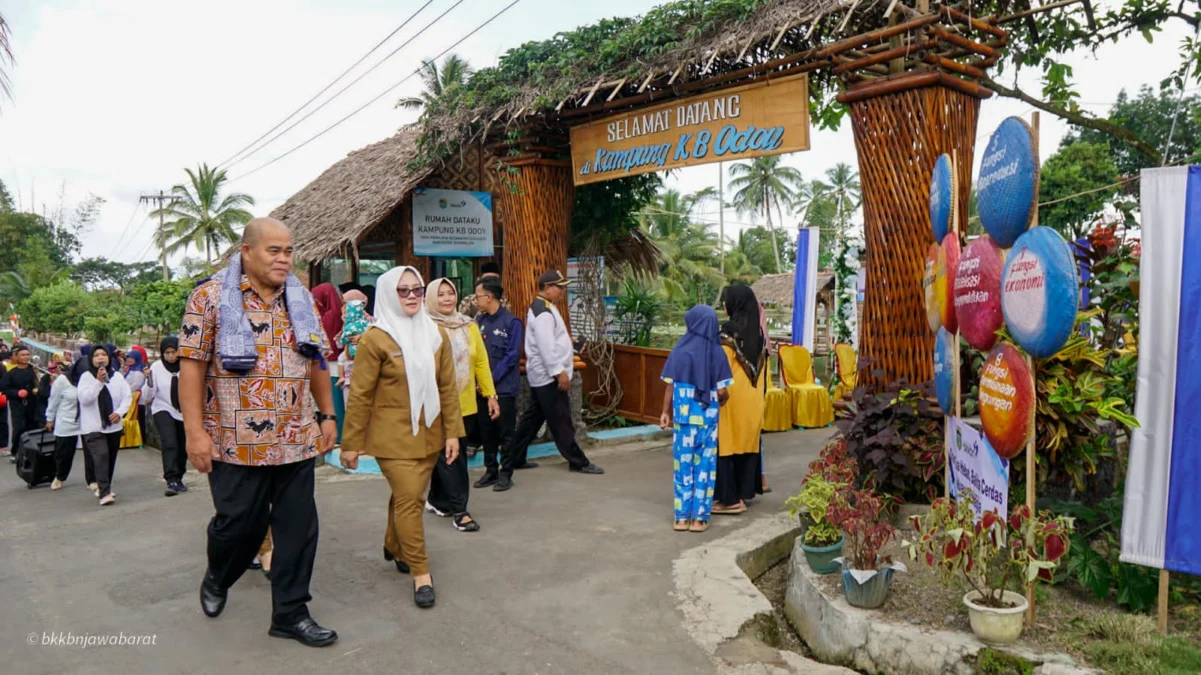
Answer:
[
  {"xmin": 1121, "ymin": 166, "xmax": 1201, "ymax": 575},
  {"xmin": 791, "ymin": 227, "xmax": 821, "ymax": 350}
]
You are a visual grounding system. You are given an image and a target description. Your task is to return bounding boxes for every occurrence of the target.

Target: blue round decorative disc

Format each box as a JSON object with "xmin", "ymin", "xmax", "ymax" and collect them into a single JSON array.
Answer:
[
  {"xmin": 978, "ymin": 117, "xmax": 1038, "ymax": 248},
  {"xmin": 1001, "ymin": 226, "xmax": 1080, "ymax": 359},
  {"xmin": 934, "ymin": 327, "xmax": 957, "ymax": 415},
  {"xmin": 930, "ymin": 154, "xmax": 953, "ymax": 242}
]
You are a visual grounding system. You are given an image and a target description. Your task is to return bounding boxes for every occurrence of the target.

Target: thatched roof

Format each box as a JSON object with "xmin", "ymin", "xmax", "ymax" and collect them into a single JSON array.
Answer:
[
  {"xmin": 271, "ymin": 131, "xmax": 427, "ymax": 262},
  {"xmin": 752, "ymin": 271, "xmax": 835, "ymax": 306}
]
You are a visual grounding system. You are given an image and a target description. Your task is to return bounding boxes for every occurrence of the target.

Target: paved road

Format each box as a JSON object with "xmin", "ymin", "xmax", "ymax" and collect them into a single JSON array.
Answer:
[{"xmin": 0, "ymin": 428, "xmax": 828, "ymax": 675}]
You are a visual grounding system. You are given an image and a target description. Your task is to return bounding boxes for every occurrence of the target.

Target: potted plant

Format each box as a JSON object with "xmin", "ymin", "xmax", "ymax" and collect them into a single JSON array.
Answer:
[
  {"xmin": 902, "ymin": 493, "xmax": 1073, "ymax": 645},
  {"xmin": 826, "ymin": 489, "xmax": 905, "ymax": 608},
  {"xmin": 785, "ymin": 473, "xmax": 846, "ymax": 574}
]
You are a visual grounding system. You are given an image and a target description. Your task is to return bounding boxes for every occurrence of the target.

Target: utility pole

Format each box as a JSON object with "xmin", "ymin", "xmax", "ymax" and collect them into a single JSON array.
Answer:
[
  {"xmin": 718, "ymin": 161, "xmax": 725, "ymax": 274},
  {"xmin": 139, "ymin": 190, "xmax": 174, "ymax": 280}
]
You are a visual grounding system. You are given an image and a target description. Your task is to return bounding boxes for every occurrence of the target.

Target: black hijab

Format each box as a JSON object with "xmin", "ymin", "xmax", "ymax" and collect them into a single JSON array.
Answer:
[
  {"xmin": 160, "ymin": 336, "xmax": 181, "ymax": 411},
  {"xmin": 88, "ymin": 345, "xmax": 116, "ymax": 424},
  {"xmin": 721, "ymin": 285, "xmax": 766, "ymax": 380}
]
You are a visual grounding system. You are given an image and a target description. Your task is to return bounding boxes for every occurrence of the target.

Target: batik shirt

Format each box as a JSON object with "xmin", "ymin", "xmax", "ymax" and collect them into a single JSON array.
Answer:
[{"xmin": 179, "ymin": 275, "xmax": 329, "ymax": 466}]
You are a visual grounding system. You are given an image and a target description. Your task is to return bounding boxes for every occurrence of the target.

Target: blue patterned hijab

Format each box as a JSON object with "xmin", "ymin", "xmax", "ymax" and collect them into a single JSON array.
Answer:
[{"xmin": 660, "ymin": 305, "xmax": 733, "ymax": 408}]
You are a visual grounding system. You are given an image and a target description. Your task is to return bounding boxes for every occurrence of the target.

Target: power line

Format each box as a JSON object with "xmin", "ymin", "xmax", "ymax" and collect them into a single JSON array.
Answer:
[
  {"xmin": 106, "ymin": 201, "xmax": 145, "ymax": 259},
  {"xmin": 222, "ymin": 0, "xmax": 459, "ymax": 172},
  {"xmin": 231, "ymin": 0, "xmax": 523, "ymax": 183},
  {"xmin": 216, "ymin": 0, "xmax": 438, "ymax": 170}
]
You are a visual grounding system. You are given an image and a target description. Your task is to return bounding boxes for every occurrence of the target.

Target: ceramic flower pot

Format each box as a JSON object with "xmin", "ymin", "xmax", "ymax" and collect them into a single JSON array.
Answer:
[
  {"xmin": 963, "ymin": 590, "xmax": 1027, "ymax": 645},
  {"xmin": 800, "ymin": 536, "xmax": 845, "ymax": 575},
  {"xmin": 840, "ymin": 563, "xmax": 895, "ymax": 609}
]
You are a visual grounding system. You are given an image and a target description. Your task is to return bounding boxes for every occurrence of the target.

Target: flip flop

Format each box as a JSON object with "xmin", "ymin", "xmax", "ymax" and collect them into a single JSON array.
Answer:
[
  {"xmin": 673, "ymin": 520, "xmax": 691, "ymax": 532},
  {"xmin": 712, "ymin": 504, "xmax": 747, "ymax": 515},
  {"xmin": 689, "ymin": 521, "xmax": 709, "ymax": 533}
]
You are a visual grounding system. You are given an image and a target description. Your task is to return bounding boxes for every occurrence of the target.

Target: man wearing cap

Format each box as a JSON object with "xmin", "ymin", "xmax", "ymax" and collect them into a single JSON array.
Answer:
[{"xmin": 504, "ymin": 270, "xmax": 603, "ymax": 478}]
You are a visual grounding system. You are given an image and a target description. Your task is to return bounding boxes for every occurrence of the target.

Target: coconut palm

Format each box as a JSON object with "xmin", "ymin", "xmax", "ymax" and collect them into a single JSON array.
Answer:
[
  {"xmin": 150, "ymin": 164, "xmax": 255, "ymax": 266},
  {"xmin": 640, "ymin": 189, "xmax": 725, "ymax": 305},
  {"xmin": 815, "ymin": 162, "xmax": 862, "ymax": 227},
  {"xmin": 1, "ymin": 12, "xmax": 14, "ymax": 106},
  {"xmin": 396, "ymin": 54, "xmax": 473, "ymax": 111},
  {"xmin": 728, "ymin": 156, "xmax": 805, "ymax": 273}
]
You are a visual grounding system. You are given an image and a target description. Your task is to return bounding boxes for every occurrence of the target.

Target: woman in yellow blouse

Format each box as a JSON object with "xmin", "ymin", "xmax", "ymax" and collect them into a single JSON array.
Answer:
[{"xmin": 424, "ymin": 277, "xmax": 500, "ymax": 532}]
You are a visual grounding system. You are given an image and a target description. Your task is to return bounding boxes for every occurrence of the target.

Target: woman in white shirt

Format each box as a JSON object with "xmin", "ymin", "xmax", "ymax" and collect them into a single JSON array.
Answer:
[
  {"xmin": 143, "ymin": 336, "xmax": 188, "ymax": 497},
  {"xmin": 76, "ymin": 345, "xmax": 131, "ymax": 505},
  {"xmin": 45, "ymin": 363, "xmax": 89, "ymax": 491}
]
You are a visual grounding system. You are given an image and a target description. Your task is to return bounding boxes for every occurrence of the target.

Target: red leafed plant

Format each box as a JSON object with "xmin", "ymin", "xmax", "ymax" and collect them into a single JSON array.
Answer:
[
  {"xmin": 825, "ymin": 489, "xmax": 895, "ymax": 571},
  {"xmin": 807, "ymin": 438, "xmax": 858, "ymax": 486},
  {"xmin": 902, "ymin": 493, "xmax": 1074, "ymax": 608}
]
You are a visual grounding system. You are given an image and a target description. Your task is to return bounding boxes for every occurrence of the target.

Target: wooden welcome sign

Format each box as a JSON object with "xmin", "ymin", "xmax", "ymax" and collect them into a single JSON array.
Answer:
[{"xmin": 569, "ymin": 74, "xmax": 811, "ymax": 186}]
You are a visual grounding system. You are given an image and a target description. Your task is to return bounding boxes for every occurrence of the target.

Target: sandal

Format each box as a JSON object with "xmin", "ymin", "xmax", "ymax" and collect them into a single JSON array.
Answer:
[
  {"xmin": 712, "ymin": 503, "xmax": 747, "ymax": 515},
  {"xmin": 689, "ymin": 521, "xmax": 709, "ymax": 533},
  {"xmin": 452, "ymin": 513, "xmax": 480, "ymax": 532},
  {"xmin": 673, "ymin": 519, "xmax": 691, "ymax": 532}
]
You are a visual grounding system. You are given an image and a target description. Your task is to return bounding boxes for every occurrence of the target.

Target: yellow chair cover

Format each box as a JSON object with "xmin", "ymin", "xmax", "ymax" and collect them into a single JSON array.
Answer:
[
  {"xmin": 763, "ymin": 355, "xmax": 793, "ymax": 432},
  {"xmin": 779, "ymin": 345, "xmax": 834, "ymax": 429},
  {"xmin": 832, "ymin": 343, "xmax": 858, "ymax": 402},
  {"xmin": 120, "ymin": 391, "xmax": 143, "ymax": 449}
]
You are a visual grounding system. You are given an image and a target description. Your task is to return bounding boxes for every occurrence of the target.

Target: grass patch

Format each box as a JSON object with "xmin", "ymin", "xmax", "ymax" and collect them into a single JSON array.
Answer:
[
  {"xmin": 1083, "ymin": 636, "xmax": 1201, "ymax": 674},
  {"xmin": 973, "ymin": 647, "xmax": 1035, "ymax": 675}
]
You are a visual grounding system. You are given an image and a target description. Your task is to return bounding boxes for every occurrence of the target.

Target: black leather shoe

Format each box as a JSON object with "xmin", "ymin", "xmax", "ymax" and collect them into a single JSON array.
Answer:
[
  {"xmin": 493, "ymin": 475, "xmax": 513, "ymax": 492},
  {"xmin": 383, "ymin": 546, "xmax": 411, "ymax": 574},
  {"xmin": 570, "ymin": 463, "xmax": 605, "ymax": 475},
  {"xmin": 200, "ymin": 574, "xmax": 227, "ymax": 618},
  {"xmin": 414, "ymin": 583, "xmax": 436, "ymax": 609},
  {"xmin": 473, "ymin": 472, "xmax": 498, "ymax": 489},
  {"xmin": 512, "ymin": 461, "xmax": 539, "ymax": 470},
  {"xmin": 268, "ymin": 617, "xmax": 338, "ymax": 647}
]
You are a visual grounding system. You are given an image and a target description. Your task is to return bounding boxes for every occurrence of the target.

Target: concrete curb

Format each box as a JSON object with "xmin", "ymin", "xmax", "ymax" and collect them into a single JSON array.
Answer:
[
  {"xmin": 673, "ymin": 512, "xmax": 857, "ymax": 675},
  {"xmin": 782, "ymin": 538, "xmax": 1097, "ymax": 675}
]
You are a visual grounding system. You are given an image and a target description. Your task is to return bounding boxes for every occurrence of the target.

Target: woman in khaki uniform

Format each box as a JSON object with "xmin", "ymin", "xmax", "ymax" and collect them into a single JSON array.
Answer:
[{"xmin": 340, "ymin": 266, "xmax": 464, "ymax": 609}]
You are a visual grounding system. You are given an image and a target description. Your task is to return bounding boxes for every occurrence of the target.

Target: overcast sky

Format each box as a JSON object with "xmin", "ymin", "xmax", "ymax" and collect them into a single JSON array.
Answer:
[{"xmin": 0, "ymin": 0, "xmax": 1193, "ymax": 265}]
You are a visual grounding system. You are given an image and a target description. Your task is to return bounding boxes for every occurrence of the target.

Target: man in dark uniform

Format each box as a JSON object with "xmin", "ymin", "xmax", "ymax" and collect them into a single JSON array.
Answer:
[
  {"xmin": 472, "ymin": 277, "xmax": 525, "ymax": 492},
  {"xmin": 503, "ymin": 270, "xmax": 603, "ymax": 480}
]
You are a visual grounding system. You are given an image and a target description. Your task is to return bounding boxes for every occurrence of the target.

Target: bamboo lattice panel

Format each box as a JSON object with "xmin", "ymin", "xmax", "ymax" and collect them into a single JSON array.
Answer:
[
  {"xmin": 850, "ymin": 83, "xmax": 979, "ymax": 389},
  {"xmin": 495, "ymin": 162, "xmax": 574, "ymax": 327}
]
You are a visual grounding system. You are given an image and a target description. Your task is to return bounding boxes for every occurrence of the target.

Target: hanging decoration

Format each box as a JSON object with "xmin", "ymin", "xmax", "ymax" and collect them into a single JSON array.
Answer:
[{"xmin": 832, "ymin": 232, "xmax": 863, "ymax": 349}]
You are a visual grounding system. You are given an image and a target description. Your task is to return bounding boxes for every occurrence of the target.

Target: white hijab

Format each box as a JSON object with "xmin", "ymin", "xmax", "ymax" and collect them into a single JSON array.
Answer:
[{"xmin": 369, "ymin": 266, "xmax": 444, "ymax": 435}]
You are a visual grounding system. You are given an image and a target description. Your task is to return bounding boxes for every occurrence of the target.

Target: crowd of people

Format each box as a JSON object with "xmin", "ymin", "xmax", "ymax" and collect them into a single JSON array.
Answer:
[{"xmin": 3, "ymin": 215, "xmax": 778, "ymax": 650}]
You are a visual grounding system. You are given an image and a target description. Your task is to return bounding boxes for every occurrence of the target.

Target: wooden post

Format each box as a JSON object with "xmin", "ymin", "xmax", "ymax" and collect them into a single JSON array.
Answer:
[
  {"xmin": 1158, "ymin": 569, "xmax": 1170, "ymax": 634},
  {"xmin": 1024, "ymin": 111, "xmax": 1041, "ymax": 628}
]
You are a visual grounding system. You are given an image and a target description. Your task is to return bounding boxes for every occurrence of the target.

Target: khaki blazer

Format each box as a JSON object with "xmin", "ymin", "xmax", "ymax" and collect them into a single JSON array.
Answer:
[{"xmin": 341, "ymin": 326, "xmax": 466, "ymax": 459}]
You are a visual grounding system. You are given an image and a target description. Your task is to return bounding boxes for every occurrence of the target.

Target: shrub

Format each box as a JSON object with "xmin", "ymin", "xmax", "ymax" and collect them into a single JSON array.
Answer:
[
  {"xmin": 785, "ymin": 473, "xmax": 844, "ymax": 547},
  {"xmin": 826, "ymin": 489, "xmax": 895, "ymax": 571}
]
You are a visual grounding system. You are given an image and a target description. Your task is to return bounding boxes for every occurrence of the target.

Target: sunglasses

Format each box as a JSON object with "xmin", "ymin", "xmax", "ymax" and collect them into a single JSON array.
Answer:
[{"xmin": 396, "ymin": 286, "xmax": 425, "ymax": 299}]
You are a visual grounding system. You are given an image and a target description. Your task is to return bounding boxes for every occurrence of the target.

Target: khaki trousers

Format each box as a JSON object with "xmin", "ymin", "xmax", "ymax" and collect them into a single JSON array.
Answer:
[{"xmin": 379, "ymin": 454, "xmax": 439, "ymax": 577}]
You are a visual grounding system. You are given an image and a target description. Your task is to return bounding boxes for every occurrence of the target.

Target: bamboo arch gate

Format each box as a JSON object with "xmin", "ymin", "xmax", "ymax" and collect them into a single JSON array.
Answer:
[{"xmin": 468, "ymin": 2, "xmax": 1015, "ymax": 388}]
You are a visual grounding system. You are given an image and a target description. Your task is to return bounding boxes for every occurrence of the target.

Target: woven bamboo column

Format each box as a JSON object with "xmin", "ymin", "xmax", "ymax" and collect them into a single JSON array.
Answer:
[
  {"xmin": 848, "ymin": 80, "xmax": 980, "ymax": 388},
  {"xmin": 494, "ymin": 161, "xmax": 574, "ymax": 326}
]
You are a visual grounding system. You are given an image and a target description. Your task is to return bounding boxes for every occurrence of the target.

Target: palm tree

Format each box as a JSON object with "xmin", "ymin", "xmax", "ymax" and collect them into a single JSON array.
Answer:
[
  {"xmin": 815, "ymin": 163, "xmax": 862, "ymax": 228},
  {"xmin": 640, "ymin": 190, "xmax": 725, "ymax": 304},
  {"xmin": 1, "ymin": 12, "xmax": 14, "ymax": 106},
  {"xmin": 728, "ymin": 156, "xmax": 805, "ymax": 273},
  {"xmin": 151, "ymin": 164, "xmax": 255, "ymax": 266},
  {"xmin": 396, "ymin": 54, "xmax": 473, "ymax": 111}
]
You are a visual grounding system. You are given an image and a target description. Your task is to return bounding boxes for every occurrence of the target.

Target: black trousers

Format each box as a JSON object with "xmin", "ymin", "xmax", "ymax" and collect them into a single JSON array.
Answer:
[
  {"xmin": 82, "ymin": 431, "xmax": 121, "ymax": 498},
  {"xmin": 427, "ymin": 414, "xmax": 475, "ymax": 515},
  {"xmin": 206, "ymin": 458, "xmax": 318, "ymax": 624},
  {"xmin": 153, "ymin": 411, "xmax": 188, "ymax": 483},
  {"xmin": 0, "ymin": 404, "xmax": 8, "ymax": 450},
  {"xmin": 53, "ymin": 435, "xmax": 80, "ymax": 482},
  {"xmin": 9, "ymin": 401, "xmax": 35, "ymax": 453},
  {"xmin": 480, "ymin": 395, "xmax": 518, "ymax": 477},
  {"xmin": 508, "ymin": 383, "xmax": 590, "ymax": 470}
]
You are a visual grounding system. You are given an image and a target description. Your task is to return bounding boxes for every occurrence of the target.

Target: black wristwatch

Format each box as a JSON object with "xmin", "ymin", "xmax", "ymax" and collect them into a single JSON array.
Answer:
[{"xmin": 318, "ymin": 413, "xmax": 337, "ymax": 423}]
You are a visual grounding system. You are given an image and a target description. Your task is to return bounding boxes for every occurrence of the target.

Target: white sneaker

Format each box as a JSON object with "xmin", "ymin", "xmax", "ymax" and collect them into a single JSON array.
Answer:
[
  {"xmin": 89, "ymin": 482, "xmax": 100, "ymax": 497},
  {"xmin": 424, "ymin": 501, "xmax": 450, "ymax": 517},
  {"xmin": 99, "ymin": 494, "xmax": 115, "ymax": 506},
  {"xmin": 51, "ymin": 478, "xmax": 64, "ymax": 491}
]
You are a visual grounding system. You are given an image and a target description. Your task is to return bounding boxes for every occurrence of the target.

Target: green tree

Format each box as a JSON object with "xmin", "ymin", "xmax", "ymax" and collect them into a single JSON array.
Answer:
[
  {"xmin": 815, "ymin": 162, "xmax": 862, "ymax": 226},
  {"xmin": 802, "ymin": 191, "xmax": 840, "ymax": 268},
  {"xmin": 396, "ymin": 54, "xmax": 473, "ymax": 112},
  {"xmin": 72, "ymin": 257, "xmax": 161, "ymax": 290},
  {"xmin": 0, "ymin": 179, "xmax": 12, "ymax": 212},
  {"xmin": 1063, "ymin": 86, "xmax": 1201, "ymax": 176},
  {"xmin": 151, "ymin": 164, "xmax": 255, "ymax": 266},
  {"xmin": 641, "ymin": 189, "xmax": 725, "ymax": 306},
  {"xmin": 738, "ymin": 227, "xmax": 796, "ymax": 274},
  {"xmin": 728, "ymin": 156, "xmax": 805, "ymax": 273},
  {"xmin": 16, "ymin": 282, "xmax": 95, "ymax": 335},
  {"xmin": 1039, "ymin": 142, "xmax": 1120, "ymax": 240},
  {"xmin": 129, "ymin": 279, "xmax": 192, "ymax": 343}
]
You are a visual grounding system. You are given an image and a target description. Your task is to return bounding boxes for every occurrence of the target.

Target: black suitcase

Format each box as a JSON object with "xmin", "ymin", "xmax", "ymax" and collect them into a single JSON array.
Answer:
[{"xmin": 15, "ymin": 430, "xmax": 57, "ymax": 489}]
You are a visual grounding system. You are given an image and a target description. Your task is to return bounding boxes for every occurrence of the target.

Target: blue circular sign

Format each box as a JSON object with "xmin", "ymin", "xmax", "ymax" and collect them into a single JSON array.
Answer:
[
  {"xmin": 934, "ymin": 327, "xmax": 957, "ymax": 415},
  {"xmin": 1001, "ymin": 226, "xmax": 1080, "ymax": 359},
  {"xmin": 930, "ymin": 154, "xmax": 953, "ymax": 242},
  {"xmin": 978, "ymin": 117, "xmax": 1038, "ymax": 248}
]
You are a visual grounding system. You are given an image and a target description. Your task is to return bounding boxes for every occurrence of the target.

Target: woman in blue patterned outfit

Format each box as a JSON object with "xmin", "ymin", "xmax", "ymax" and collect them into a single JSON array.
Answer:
[{"xmin": 659, "ymin": 305, "xmax": 733, "ymax": 533}]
